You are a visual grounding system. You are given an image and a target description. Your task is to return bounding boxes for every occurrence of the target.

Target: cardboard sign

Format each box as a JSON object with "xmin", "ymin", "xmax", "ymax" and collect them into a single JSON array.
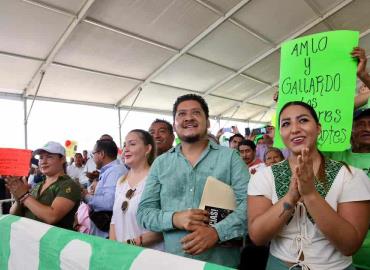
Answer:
[
  {"xmin": 0, "ymin": 148, "xmax": 32, "ymax": 176},
  {"xmin": 274, "ymin": 30, "xmax": 359, "ymax": 151}
]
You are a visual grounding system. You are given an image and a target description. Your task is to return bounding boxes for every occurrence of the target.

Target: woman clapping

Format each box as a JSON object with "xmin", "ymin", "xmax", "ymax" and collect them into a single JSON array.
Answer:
[
  {"xmin": 248, "ymin": 101, "xmax": 370, "ymax": 270},
  {"xmin": 7, "ymin": 141, "xmax": 80, "ymax": 230}
]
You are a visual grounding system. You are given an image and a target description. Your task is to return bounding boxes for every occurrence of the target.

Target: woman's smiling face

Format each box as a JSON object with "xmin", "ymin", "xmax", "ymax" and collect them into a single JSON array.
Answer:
[{"xmin": 279, "ymin": 104, "xmax": 321, "ymax": 155}]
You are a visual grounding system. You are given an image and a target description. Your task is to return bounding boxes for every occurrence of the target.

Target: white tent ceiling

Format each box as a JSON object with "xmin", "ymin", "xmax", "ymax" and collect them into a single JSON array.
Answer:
[{"xmin": 1, "ymin": 0, "xmax": 370, "ymax": 124}]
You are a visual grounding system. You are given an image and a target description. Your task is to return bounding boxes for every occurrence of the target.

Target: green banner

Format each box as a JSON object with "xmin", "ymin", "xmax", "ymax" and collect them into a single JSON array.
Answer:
[
  {"xmin": 38, "ymin": 227, "xmax": 143, "ymax": 270},
  {"xmin": 0, "ymin": 215, "xmax": 21, "ymax": 270},
  {"xmin": 274, "ymin": 30, "xmax": 359, "ymax": 151},
  {"xmin": 0, "ymin": 215, "xmax": 235, "ymax": 270}
]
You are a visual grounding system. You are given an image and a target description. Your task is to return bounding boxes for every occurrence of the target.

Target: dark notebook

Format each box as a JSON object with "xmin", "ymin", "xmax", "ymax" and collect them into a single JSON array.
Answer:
[
  {"xmin": 205, "ymin": 205, "xmax": 233, "ymax": 226},
  {"xmin": 205, "ymin": 205, "xmax": 242, "ymax": 247}
]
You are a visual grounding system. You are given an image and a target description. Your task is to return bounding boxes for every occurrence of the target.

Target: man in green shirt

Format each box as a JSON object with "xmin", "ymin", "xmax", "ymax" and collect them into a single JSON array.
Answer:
[
  {"xmin": 137, "ymin": 94, "xmax": 249, "ymax": 267},
  {"xmin": 326, "ymin": 107, "xmax": 370, "ymax": 178},
  {"xmin": 329, "ymin": 48, "xmax": 370, "ymax": 270},
  {"xmin": 324, "ymin": 47, "xmax": 370, "ymax": 177}
]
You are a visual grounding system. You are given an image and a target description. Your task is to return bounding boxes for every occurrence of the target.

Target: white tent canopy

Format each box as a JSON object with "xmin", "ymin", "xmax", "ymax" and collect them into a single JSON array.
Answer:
[{"xmin": 1, "ymin": 0, "xmax": 370, "ymax": 132}]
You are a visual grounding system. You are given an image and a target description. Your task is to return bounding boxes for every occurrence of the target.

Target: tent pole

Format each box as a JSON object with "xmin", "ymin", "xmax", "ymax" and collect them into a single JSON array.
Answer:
[
  {"xmin": 23, "ymin": 96, "xmax": 28, "ymax": 149},
  {"xmin": 118, "ymin": 107, "xmax": 122, "ymax": 149}
]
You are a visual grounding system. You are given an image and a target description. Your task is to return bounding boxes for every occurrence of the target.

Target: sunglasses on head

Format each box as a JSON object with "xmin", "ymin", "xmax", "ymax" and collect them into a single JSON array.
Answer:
[{"xmin": 121, "ymin": 188, "xmax": 136, "ymax": 212}]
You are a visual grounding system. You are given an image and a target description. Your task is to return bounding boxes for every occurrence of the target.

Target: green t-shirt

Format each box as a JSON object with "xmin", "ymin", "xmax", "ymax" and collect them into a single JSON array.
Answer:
[
  {"xmin": 324, "ymin": 149, "xmax": 370, "ymax": 178},
  {"xmin": 325, "ymin": 146, "xmax": 370, "ymax": 269},
  {"xmin": 24, "ymin": 175, "xmax": 81, "ymax": 230}
]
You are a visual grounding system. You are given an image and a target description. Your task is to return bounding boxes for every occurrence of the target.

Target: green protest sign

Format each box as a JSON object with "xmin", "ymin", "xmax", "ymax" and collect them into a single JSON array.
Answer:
[{"xmin": 274, "ymin": 30, "xmax": 359, "ymax": 151}]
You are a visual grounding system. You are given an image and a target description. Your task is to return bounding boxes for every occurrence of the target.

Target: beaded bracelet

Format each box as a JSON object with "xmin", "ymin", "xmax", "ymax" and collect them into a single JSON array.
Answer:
[
  {"xmin": 126, "ymin": 236, "xmax": 143, "ymax": 246},
  {"xmin": 19, "ymin": 192, "xmax": 31, "ymax": 204},
  {"xmin": 126, "ymin": 239, "xmax": 136, "ymax": 245},
  {"xmin": 17, "ymin": 191, "xmax": 29, "ymax": 202}
]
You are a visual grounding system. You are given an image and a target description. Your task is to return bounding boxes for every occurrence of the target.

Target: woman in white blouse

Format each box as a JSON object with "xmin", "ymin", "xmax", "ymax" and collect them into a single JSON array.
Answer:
[
  {"xmin": 248, "ymin": 101, "xmax": 370, "ymax": 270},
  {"xmin": 109, "ymin": 129, "xmax": 163, "ymax": 250}
]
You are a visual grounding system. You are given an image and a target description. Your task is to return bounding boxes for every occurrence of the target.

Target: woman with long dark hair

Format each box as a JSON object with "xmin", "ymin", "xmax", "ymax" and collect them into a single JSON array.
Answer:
[{"xmin": 248, "ymin": 101, "xmax": 370, "ymax": 269}]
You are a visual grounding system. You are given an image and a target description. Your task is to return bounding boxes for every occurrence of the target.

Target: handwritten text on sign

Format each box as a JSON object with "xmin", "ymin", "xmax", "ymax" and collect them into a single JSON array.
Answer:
[
  {"xmin": 275, "ymin": 30, "xmax": 359, "ymax": 151},
  {"xmin": 0, "ymin": 148, "xmax": 32, "ymax": 176}
]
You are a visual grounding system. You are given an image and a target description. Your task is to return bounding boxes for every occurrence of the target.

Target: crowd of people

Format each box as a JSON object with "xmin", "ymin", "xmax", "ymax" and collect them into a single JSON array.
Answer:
[{"xmin": 1, "ymin": 47, "xmax": 370, "ymax": 269}]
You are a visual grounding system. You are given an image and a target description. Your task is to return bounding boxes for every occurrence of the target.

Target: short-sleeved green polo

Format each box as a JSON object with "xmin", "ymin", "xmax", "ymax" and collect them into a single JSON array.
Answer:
[{"xmin": 24, "ymin": 175, "xmax": 81, "ymax": 230}]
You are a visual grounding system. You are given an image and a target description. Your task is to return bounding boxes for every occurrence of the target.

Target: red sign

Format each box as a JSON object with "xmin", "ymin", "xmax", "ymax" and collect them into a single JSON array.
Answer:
[{"xmin": 0, "ymin": 148, "xmax": 32, "ymax": 176}]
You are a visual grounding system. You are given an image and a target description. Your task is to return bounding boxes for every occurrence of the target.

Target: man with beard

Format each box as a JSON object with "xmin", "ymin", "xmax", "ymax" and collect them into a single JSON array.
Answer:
[
  {"xmin": 137, "ymin": 94, "xmax": 249, "ymax": 268},
  {"xmin": 149, "ymin": 119, "xmax": 175, "ymax": 156}
]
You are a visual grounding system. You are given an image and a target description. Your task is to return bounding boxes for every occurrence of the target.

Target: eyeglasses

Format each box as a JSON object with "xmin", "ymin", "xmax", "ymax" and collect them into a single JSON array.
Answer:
[{"xmin": 121, "ymin": 188, "xmax": 136, "ymax": 212}]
